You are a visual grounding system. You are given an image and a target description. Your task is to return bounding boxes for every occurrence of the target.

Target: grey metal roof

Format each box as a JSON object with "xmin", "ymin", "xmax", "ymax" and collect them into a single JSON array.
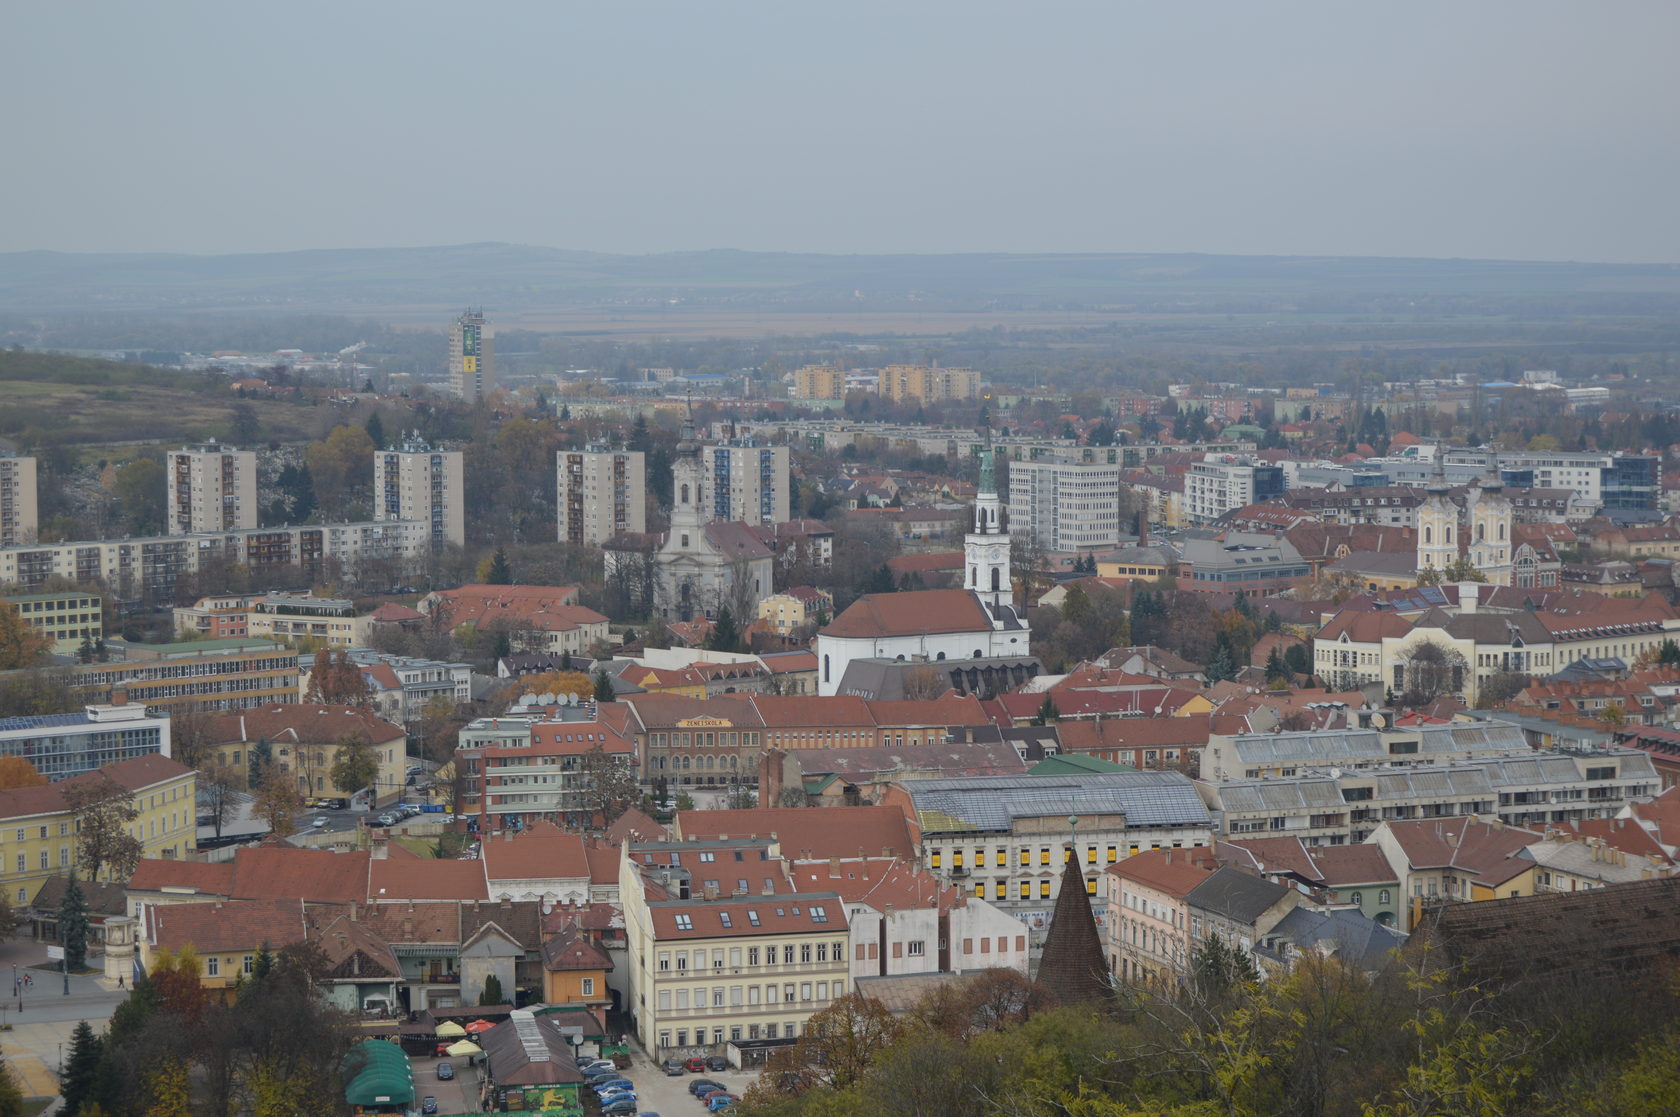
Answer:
[
  {"xmin": 899, "ymin": 772, "xmax": 1210, "ymax": 832},
  {"xmin": 1213, "ymin": 779, "xmax": 1347, "ymax": 813},
  {"xmin": 1185, "ymin": 867, "xmax": 1291, "ymax": 923},
  {"xmin": 1228, "ymin": 723, "xmax": 1531, "ymax": 766}
]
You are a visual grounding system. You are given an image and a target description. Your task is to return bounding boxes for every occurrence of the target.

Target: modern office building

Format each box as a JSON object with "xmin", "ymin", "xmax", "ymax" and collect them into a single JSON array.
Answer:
[
  {"xmin": 375, "ymin": 435, "xmax": 464, "ymax": 550},
  {"xmin": 1006, "ymin": 460, "xmax": 1123, "ymax": 551},
  {"xmin": 878, "ymin": 364, "xmax": 982, "ymax": 404},
  {"xmin": 0, "ymin": 702, "xmax": 172, "ymax": 780},
  {"xmin": 0, "ymin": 454, "xmax": 37, "ymax": 547},
  {"xmin": 557, "ymin": 446, "xmax": 646, "ymax": 545},
  {"xmin": 1184, "ymin": 454, "xmax": 1286, "ymax": 525},
  {"xmin": 167, "ymin": 443, "xmax": 258, "ymax": 534},
  {"xmin": 448, "ymin": 310, "xmax": 495, "ymax": 401},
  {"xmin": 0, "ymin": 591, "xmax": 103, "ymax": 655},
  {"xmin": 703, "ymin": 443, "xmax": 790, "ymax": 525}
]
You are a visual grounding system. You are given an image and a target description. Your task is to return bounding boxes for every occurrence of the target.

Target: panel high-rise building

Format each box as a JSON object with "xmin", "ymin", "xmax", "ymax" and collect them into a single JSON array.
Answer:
[
  {"xmin": 0, "ymin": 454, "xmax": 37, "ymax": 547},
  {"xmin": 703, "ymin": 443, "xmax": 791, "ymax": 525},
  {"xmin": 448, "ymin": 310, "xmax": 495, "ymax": 401},
  {"xmin": 879, "ymin": 364, "xmax": 982, "ymax": 404},
  {"xmin": 557, "ymin": 446, "xmax": 646, "ymax": 545},
  {"xmin": 793, "ymin": 365, "xmax": 847, "ymax": 400},
  {"xmin": 375, "ymin": 435, "xmax": 464, "ymax": 551},
  {"xmin": 1007, "ymin": 460, "xmax": 1123, "ymax": 552},
  {"xmin": 167, "ymin": 443, "xmax": 257, "ymax": 534}
]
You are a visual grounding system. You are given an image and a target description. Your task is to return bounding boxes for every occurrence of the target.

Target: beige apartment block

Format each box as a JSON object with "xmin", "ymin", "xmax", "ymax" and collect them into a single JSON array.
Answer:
[
  {"xmin": 376, "ymin": 437, "xmax": 465, "ymax": 550},
  {"xmin": 557, "ymin": 447, "xmax": 646, "ymax": 545},
  {"xmin": 793, "ymin": 366, "xmax": 847, "ymax": 400},
  {"xmin": 879, "ymin": 364, "xmax": 982, "ymax": 404},
  {"xmin": 0, "ymin": 454, "xmax": 37, "ymax": 546},
  {"xmin": 167, "ymin": 443, "xmax": 257, "ymax": 534}
]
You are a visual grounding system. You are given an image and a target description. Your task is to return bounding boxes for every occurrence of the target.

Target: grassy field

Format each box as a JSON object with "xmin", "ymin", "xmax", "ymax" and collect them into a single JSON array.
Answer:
[{"xmin": 0, "ymin": 379, "xmax": 329, "ymax": 451}]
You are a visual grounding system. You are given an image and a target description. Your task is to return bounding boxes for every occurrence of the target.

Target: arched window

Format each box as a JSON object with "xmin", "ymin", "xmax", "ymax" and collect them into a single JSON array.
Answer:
[
  {"xmin": 1351, "ymin": 891, "xmax": 1362, "ymax": 906},
  {"xmin": 1424, "ymin": 526, "xmax": 1432, "ymax": 544},
  {"xmin": 970, "ymin": 566, "xmax": 977, "ymax": 586},
  {"xmin": 973, "ymin": 649, "xmax": 984, "ymax": 658},
  {"xmin": 1447, "ymin": 526, "xmax": 1453, "ymax": 543},
  {"xmin": 823, "ymin": 655, "xmax": 830, "ymax": 682},
  {"xmin": 1379, "ymin": 889, "xmax": 1391, "ymax": 905},
  {"xmin": 935, "ymin": 651, "xmax": 946, "ymax": 661},
  {"xmin": 681, "ymin": 483, "xmax": 689, "ymax": 504},
  {"xmin": 1499, "ymin": 522, "xmax": 1506, "ymax": 541},
  {"xmin": 1477, "ymin": 522, "xmax": 1485, "ymax": 542}
]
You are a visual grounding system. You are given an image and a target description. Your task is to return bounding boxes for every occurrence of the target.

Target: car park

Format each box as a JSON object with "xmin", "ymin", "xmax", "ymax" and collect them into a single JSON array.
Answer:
[
  {"xmin": 707, "ymin": 1097, "xmax": 739, "ymax": 1113},
  {"xmin": 421, "ymin": 1098, "xmax": 437, "ymax": 1115},
  {"xmin": 683, "ymin": 1057, "xmax": 707, "ymax": 1073},
  {"xmin": 593, "ymin": 1078, "xmax": 633, "ymax": 1093},
  {"xmin": 600, "ymin": 1100, "xmax": 640, "ymax": 1116},
  {"xmin": 375, "ymin": 813, "xmax": 396, "ymax": 827},
  {"xmin": 436, "ymin": 1062, "xmax": 454, "ymax": 1081},
  {"xmin": 696, "ymin": 1087, "xmax": 731, "ymax": 1104}
]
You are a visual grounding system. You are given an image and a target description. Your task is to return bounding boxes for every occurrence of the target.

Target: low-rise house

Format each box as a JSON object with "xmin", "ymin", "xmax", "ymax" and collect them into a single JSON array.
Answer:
[
  {"xmin": 142, "ymin": 898, "xmax": 312, "ymax": 1002},
  {"xmin": 1253, "ymin": 906, "xmax": 1407, "ymax": 975},
  {"xmin": 1104, "ymin": 847, "xmax": 1218, "ymax": 986},
  {"xmin": 1370, "ymin": 817, "xmax": 1543, "ymax": 930},
  {"xmin": 1185, "ymin": 867, "xmax": 1298, "ymax": 963},
  {"xmin": 540, "ymin": 927, "xmax": 613, "ymax": 1014}
]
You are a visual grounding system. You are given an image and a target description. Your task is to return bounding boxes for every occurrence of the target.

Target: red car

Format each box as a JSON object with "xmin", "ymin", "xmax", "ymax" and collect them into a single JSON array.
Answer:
[{"xmin": 683, "ymin": 1056, "xmax": 708, "ymax": 1073}]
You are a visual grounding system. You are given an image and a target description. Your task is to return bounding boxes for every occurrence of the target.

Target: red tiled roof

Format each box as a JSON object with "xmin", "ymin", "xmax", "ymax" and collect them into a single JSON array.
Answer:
[
  {"xmin": 821, "ymin": 589, "xmax": 994, "ymax": 639},
  {"xmin": 1316, "ymin": 610, "xmax": 1416, "ymax": 643},
  {"xmin": 1104, "ymin": 847, "xmax": 1218, "ymax": 897},
  {"xmin": 204, "ymin": 704, "xmax": 406, "ymax": 746},
  {"xmin": 788, "ymin": 857, "xmax": 960, "ymax": 911},
  {"xmin": 228, "ymin": 847, "xmax": 372, "ymax": 904},
  {"xmin": 369, "ymin": 858, "xmax": 489, "ymax": 902},
  {"xmin": 68, "ymin": 754, "xmax": 195, "ymax": 793},
  {"xmin": 541, "ymin": 927, "xmax": 613, "ymax": 972},
  {"xmin": 645, "ymin": 892, "xmax": 848, "ymax": 940},
  {"xmin": 675, "ymin": 805, "xmax": 918, "ymax": 860},
  {"xmin": 604, "ymin": 808, "xmax": 669, "ymax": 845},
  {"xmin": 147, "ymin": 898, "xmax": 311, "ymax": 954},
  {"xmin": 128, "ymin": 858, "xmax": 235, "ymax": 895},
  {"xmin": 1382, "ymin": 818, "xmax": 1544, "ymax": 886},
  {"xmin": 582, "ymin": 840, "xmax": 621, "ymax": 886},
  {"xmin": 481, "ymin": 822, "xmax": 591, "ymax": 882}
]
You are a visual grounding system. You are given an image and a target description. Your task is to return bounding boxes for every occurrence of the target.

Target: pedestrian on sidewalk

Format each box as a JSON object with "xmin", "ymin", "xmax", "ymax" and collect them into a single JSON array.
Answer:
[{"xmin": 117, "ymin": 974, "xmax": 124, "ymax": 989}]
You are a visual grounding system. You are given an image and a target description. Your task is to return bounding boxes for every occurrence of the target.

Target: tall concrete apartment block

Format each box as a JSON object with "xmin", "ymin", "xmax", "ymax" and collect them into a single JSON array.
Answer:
[
  {"xmin": 1007, "ymin": 459, "xmax": 1123, "ymax": 552},
  {"xmin": 448, "ymin": 309, "xmax": 495, "ymax": 401},
  {"xmin": 879, "ymin": 364, "xmax": 982, "ymax": 404},
  {"xmin": 557, "ymin": 446, "xmax": 646, "ymax": 545},
  {"xmin": 1185, "ymin": 453, "xmax": 1286, "ymax": 525},
  {"xmin": 793, "ymin": 365, "xmax": 847, "ymax": 400},
  {"xmin": 375, "ymin": 435, "xmax": 464, "ymax": 550},
  {"xmin": 703, "ymin": 443, "xmax": 790, "ymax": 525},
  {"xmin": 167, "ymin": 443, "xmax": 257, "ymax": 534},
  {"xmin": 0, "ymin": 454, "xmax": 37, "ymax": 547}
]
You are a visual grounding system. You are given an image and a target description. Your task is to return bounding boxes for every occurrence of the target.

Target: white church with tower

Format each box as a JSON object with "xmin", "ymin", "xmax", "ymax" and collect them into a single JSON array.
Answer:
[
  {"xmin": 815, "ymin": 440, "xmax": 1030, "ymax": 695},
  {"xmin": 1416, "ymin": 449, "xmax": 1540, "ymax": 587}
]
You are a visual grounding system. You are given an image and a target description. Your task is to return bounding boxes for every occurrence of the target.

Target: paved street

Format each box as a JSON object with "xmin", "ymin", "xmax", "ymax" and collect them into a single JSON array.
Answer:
[{"xmin": 0, "ymin": 936, "xmax": 127, "ymax": 1101}]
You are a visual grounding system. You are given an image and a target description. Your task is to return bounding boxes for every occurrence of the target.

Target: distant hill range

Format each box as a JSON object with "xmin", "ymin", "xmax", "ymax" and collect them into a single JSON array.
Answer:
[{"xmin": 1, "ymin": 243, "xmax": 1677, "ymax": 318}]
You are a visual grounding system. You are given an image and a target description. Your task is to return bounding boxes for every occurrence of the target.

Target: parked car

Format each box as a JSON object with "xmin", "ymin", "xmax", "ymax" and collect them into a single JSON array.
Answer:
[
  {"xmin": 436, "ymin": 1062, "xmax": 454, "ymax": 1081},
  {"xmin": 688, "ymin": 1079, "xmax": 726, "ymax": 1097},
  {"xmin": 600, "ymin": 1100, "xmax": 640, "ymax": 1116},
  {"xmin": 704, "ymin": 1056, "xmax": 728, "ymax": 1073},
  {"xmin": 597, "ymin": 1088, "xmax": 636, "ymax": 1104},
  {"xmin": 311, "ymin": 817, "xmax": 329, "ymax": 829},
  {"xmin": 707, "ymin": 1097, "xmax": 739, "ymax": 1113},
  {"xmin": 421, "ymin": 1098, "xmax": 438, "ymax": 1115},
  {"xmin": 579, "ymin": 1059, "xmax": 615, "ymax": 1073},
  {"xmin": 326, "ymin": 798, "xmax": 349, "ymax": 810},
  {"xmin": 662, "ymin": 1059, "xmax": 687, "ymax": 1076},
  {"xmin": 593, "ymin": 1078, "xmax": 634, "ymax": 1094},
  {"xmin": 375, "ymin": 814, "xmax": 396, "ymax": 827},
  {"xmin": 683, "ymin": 1057, "xmax": 707, "ymax": 1073},
  {"xmin": 695, "ymin": 1087, "xmax": 732, "ymax": 1104}
]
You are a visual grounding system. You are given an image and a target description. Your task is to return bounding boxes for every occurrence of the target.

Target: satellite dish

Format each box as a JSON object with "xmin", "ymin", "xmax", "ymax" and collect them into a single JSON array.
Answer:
[
  {"xmin": 566, "ymin": 692, "xmax": 579, "ymax": 706},
  {"xmin": 539, "ymin": 692, "xmax": 557, "ymax": 705},
  {"xmin": 519, "ymin": 694, "xmax": 539, "ymax": 708},
  {"xmin": 1371, "ymin": 713, "xmax": 1387, "ymax": 728}
]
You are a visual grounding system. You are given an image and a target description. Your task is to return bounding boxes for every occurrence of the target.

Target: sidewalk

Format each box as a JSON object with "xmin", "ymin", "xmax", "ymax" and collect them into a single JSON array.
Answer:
[{"xmin": 0, "ymin": 935, "xmax": 126, "ymax": 1101}]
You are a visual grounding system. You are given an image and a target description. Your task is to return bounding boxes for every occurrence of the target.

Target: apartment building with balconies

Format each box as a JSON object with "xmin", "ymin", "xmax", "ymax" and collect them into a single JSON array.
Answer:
[
  {"xmin": 557, "ymin": 446, "xmax": 646, "ymax": 545},
  {"xmin": 375, "ymin": 436, "xmax": 464, "ymax": 550},
  {"xmin": 167, "ymin": 443, "xmax": 257, "ymax": 535}
]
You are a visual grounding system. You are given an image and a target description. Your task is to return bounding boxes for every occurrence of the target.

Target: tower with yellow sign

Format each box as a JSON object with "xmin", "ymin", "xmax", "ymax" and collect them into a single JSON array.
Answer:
[{"xmin": 448, "ymin": 309, "xmax": 494, "ymax": 401}]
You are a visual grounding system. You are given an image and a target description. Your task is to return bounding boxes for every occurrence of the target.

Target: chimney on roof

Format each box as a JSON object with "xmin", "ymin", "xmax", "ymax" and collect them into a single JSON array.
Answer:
[
  {"xmin": 111, "ymin": 688, "xmax": 128, "ymax": 706},
  {"xmin": 829, "ymin": 856, "xmax": 840, "ymax": 878}
]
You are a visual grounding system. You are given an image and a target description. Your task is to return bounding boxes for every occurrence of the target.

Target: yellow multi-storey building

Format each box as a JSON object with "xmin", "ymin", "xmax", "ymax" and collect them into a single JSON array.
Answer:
[
  {"xmin": 793, "ymin": 366, "xmax": 848, "ymax": 400},
  {"xmin": 879, "ymin": 364, "xmax": 982, "ymax": 404},
  {"xmin": 0, "ymin": 753, "xmax": 196, "ymax": 907},
  {"xmin": 620, "ymin": 841, "xmax": 851, "ymax": 1064}
]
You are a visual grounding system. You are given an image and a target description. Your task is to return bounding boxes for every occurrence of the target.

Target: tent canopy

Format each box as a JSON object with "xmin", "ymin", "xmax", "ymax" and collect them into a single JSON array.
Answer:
[
  {"xmin": 435, "ymin": 1021, "xmax": 469, "ymax": 1037},
  {"xmin": 464, "ymin": 1019, "xmax": 495, "ymax": 1034},
  {"xmin": 446, "ymin": 1040, "xmax": 483, "ymax": 1057}
]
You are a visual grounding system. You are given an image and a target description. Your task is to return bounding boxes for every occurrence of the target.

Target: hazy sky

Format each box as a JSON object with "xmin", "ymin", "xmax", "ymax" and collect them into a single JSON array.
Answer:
[{"xmin": 9, "ymin": 1, "xmax": 1679, "ymax": 262}]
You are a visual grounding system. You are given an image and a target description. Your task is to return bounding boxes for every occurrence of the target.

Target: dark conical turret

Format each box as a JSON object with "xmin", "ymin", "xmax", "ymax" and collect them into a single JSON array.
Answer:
[{"xmin": 1034, "ymin": 846, "xmax": 1114, "ymax": 1007}]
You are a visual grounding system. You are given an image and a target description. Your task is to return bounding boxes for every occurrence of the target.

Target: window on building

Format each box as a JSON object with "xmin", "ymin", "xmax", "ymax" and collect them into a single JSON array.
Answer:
[
  {"xmin": 206, "ymin": 957, "xmax": 220, "ymax": 977},
  {"xmin": 242, "ymin": 955, "xmax": 254, "ymax": 975},
  {"xmin": 907, "ymin": 941, "xmax": 925, "ymax": 956},
  {"xmin": 674, "ymin": 914, "xmax": 693, "ymax": 930}
]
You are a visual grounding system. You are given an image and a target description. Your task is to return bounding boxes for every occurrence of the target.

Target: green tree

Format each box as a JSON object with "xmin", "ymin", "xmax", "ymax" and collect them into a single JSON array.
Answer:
[
  {"xmin": 479, "ymin": 973, "xmax": 504, "ymax": 1006},
  {"xmin": 64, "ymin": 775, "xmax": 142, "ymax": 882},
  {"xmin": 329, "ymin": 732, "xmax": 378, "ymax": 796},
  {"xmin": 112, "ymin": 458, "xmax": 166, "ymax": 536},
  {"xmin": 59, "ymin": 1020, "xmax": 103, "ymax": 1116},
  {"xmin": 484, "ymin": 546, "xmax": 513, "ymax": 585},
  {"xmin": 1034, "ymin": 695, "xmax": 1060, "ymax": 725},
  {"xmin": 364, "ymin": 412, "xmax": 386, "ymax": 450},
  {"xmin": 61, "ymin": 872, "xmax": 90, "ymax": 970},
  {"xmin": 1264, "ymin": 646, "xmax": 1288, "ymax": 682},
  {"xmin": 593, "ymin": 668, "xmax": 616, "ymax": 703},
  {"xmin": 707, "ymin": 607, "xmax": 742, "ymax": 653},
  {"xmin": 0, "ymin": 1052, "xmax": 24, "ymax": 1117}
]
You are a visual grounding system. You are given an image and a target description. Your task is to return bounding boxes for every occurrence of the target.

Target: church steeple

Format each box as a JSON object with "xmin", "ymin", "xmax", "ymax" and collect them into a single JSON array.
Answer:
[
  {"xmin": 966, "ymin": 434, "xmax": 1011, "ymax": 611},
  {"xmin": 1034, "ymin": 833, "xmax": 1113, "ymax": 1008},
  {"xmin": 671, "ymin": 400, "xmax": 705, "ymax": 533}
]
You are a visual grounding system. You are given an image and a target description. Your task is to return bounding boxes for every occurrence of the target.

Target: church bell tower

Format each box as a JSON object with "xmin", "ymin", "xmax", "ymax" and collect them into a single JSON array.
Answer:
[{"xmin": 966, "ymin": 437, "xmax": 1012, "ymax": 612}]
